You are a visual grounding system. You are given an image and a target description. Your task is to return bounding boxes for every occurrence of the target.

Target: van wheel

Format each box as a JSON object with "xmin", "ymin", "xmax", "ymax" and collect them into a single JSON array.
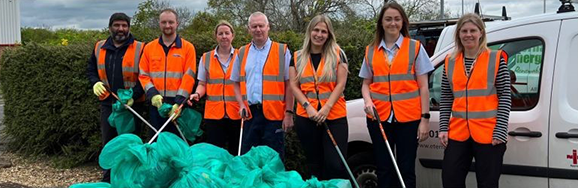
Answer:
[{"xmin": 348, "ymin": 151, "xmax": 378, "ymax": 188}]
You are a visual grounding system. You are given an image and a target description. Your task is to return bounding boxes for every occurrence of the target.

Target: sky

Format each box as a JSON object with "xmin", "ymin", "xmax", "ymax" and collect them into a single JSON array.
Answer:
[{"xmin": 19, "ymin": 0, "xmax": 566, "ymax": 30}]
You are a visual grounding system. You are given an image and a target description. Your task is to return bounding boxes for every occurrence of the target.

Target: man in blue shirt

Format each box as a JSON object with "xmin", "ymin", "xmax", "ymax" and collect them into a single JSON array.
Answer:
[{"xmin": 230, "ymin": 12, "xmax": 294, "ymax": 158}]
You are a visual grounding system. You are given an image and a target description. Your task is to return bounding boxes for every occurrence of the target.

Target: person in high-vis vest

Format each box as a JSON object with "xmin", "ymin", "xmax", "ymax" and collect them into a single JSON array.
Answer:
[
  {"xmin": 230, "ymin": 12, "xmax": 294, "ymax": 158},
  {"xmin": 188, "ymin": 20, "xmax": 243, "ymax": 155},
  {"xmin": 439, "ymin": 13, "xmax": 511, "ymax": 188},
  {"xmin": 86, "ymin": 12, "xmax": 145, "ymax": 183},
  {"xmin": 288, "ymin": 15, "xmax": 349, "ymax": 180},
  {"xmin": 359, "ymin": 2, "xmax": 433, "ymax": 188},
  {"xmin": 139, "ymin": 9, "xmax": 196, "ymax": 139}
]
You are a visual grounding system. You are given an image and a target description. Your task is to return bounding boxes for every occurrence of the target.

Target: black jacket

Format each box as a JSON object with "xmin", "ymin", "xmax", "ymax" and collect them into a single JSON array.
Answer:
[{"xmin": 86, "ymin": 34, "xmax": 145, "ymax": 106}]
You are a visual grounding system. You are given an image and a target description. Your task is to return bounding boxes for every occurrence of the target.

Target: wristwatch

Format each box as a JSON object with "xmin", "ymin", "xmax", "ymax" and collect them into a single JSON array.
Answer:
[
  {"xmin": 302, "ymin": 101, "xmax": 310, "ymax": 109},
  {"xmin": 421, "ymin": 113, "xmax": 431, "ymax": 119}
]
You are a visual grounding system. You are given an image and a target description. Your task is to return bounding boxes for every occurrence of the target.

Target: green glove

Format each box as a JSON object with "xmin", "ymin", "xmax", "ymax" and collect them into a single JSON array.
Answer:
[
  {"xmin": 169, "ymin": 104, "xmax": 181, "ymax": 120},
  {"xmin": 92, "ymin": 82, "xmax": 106, "ymax": 97},
  {"xmin": 127, "ymin": 98, "xmax": 134, "ymax": 106},
  {"xmin": 151, "ymin": 95, "xmax": 163, "ymax": 108}
]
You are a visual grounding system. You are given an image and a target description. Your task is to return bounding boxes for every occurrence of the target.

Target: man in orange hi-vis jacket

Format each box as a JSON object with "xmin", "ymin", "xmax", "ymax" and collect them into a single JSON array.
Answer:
[{"xmin": 139, "ymin": 8, "xmax": 196, "ymax": 140}]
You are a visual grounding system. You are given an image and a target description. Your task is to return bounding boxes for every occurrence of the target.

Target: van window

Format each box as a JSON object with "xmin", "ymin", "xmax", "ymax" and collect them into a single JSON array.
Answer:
[{"xmin": 429, "ymin": 39, "xmax": 544, "ymax": 111}]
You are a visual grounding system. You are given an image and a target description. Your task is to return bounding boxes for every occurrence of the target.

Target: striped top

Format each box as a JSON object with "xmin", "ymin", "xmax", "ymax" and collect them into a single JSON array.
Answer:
[{"xmin": 439, "ymin": 57, "xmax": 511, "ymax": 143}]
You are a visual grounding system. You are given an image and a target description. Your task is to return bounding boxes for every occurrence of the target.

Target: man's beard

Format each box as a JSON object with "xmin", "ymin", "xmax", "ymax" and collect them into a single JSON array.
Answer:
[
  {"xmin": 111, "ymin": 30, "xmax": 129, "ymax": 43},
  {"xmin": 162, "ymin": 28, "xmax": 174, "ymax": 36}
]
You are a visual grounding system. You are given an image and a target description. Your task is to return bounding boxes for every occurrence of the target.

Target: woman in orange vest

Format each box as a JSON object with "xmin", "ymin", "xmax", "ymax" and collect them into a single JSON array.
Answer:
[
  {"xmin": 289, "ymin": 15, "xmax": 349, "ymax": 180},
  {"xmin": 439, "ymin": 13, "xmax": 511, "ymax": 188},
  {"xmin": 188, "ymin": 20, "xmax": 242, "ymax": 155},
  {"xmin": 359, "ymin": 2, "xmax": 433, "ymax": 188}
]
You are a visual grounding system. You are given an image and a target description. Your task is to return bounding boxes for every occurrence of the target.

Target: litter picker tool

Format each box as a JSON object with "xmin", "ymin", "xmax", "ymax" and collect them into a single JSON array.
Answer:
[
  {"xmin": 237, "ymin": 109, "xmax": 247, "ymax": 156},
  {"xmin": 372, "ymin": 107, "xmax": 406, "ymax": 188},
  {"xmin": 148, "ymin": 103, "xmax": 185, "ymax": 144},
  {"xmin": 321, "ymin": 122, "xmax": 360, "ymax": 188}
]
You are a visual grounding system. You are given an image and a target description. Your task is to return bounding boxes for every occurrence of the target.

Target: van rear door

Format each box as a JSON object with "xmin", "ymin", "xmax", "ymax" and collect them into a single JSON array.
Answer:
[{"xmin": 549, "ymin": 16, "xmax": 578, "ymax": 187}]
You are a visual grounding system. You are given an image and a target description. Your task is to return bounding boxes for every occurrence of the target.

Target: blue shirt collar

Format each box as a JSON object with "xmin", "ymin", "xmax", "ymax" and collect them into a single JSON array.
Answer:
[
  {"xmin": 158, "ymin": 34, "xmax": 183, "ymax": 48},
  {"xmin": 213, "ymin": 45, "xmax": 235, "ymax": 58},
  {"xmin": 379, "ymin": 34, "xmax": 404, "ymax": 50},
  {"xmin": 251, "ymin": 38, "xmax": 272, "ymax": 51}
]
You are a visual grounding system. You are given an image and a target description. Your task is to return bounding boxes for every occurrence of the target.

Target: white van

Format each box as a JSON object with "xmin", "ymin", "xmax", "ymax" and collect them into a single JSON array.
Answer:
[{"xmin": 346, "ymin": 4, "xmax": 578, "ymax": 188}]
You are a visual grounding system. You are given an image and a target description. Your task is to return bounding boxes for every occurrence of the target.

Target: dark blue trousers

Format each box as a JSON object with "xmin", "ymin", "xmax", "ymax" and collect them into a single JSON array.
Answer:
[
  {"xmin": 366, "ymin": 118, "xmax": 420, "ymax": 188},
  {"xmin": 240, "ymin": 104, "xmax": 285, "ymax": 159}
]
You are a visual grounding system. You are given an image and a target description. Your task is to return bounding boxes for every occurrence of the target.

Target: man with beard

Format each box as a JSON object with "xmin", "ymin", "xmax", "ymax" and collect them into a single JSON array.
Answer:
[
  {"xmin": 139, "ymin": 8, "xmax": 196, "ymax": 139},
  {"xmin": 86, "ymin": 12, "xmax": 146, "ymax": 182}
]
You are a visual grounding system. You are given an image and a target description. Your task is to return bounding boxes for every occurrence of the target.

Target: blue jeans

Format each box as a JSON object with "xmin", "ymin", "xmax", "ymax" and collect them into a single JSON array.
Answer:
[{"xmin": 240, "ymin": 104, "xmax": 285, "ymax": 159}]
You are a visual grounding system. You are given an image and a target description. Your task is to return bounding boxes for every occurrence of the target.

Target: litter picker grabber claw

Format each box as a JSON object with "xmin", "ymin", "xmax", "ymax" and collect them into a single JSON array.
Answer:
[
  {"xmin": 148, "ymin": 103, "xmax": 185, "ymax": 144},
  {"xmin": 321, "ymin": 122, "xmax": 360, "ymax": 188},
  {"xmin": 372, "ymin": 107, "xmax": 406, "ymax": 188},
  {"xmin": 237, "ymin": 109, "xmax": 247, "ymax": 156}
]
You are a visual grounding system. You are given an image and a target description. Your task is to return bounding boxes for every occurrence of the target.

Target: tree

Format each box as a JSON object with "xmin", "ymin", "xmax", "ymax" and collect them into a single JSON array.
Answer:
[
  {"xmin": 131, "ymin": 0, "xmax": 193, "ymax": 41},
  {"xmin": 207, "ymin": 0, "xmax": 361, "ymax": 31}
]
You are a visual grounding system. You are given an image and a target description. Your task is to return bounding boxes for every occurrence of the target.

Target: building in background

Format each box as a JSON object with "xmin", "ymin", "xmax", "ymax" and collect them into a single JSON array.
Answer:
[{"xmin": 0, "ymin": 0, "xmax": 21, "ymax": 57}]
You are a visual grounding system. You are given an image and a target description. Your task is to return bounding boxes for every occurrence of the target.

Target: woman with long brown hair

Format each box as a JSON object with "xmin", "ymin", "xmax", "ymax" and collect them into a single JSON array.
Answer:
[{"xmin": 359, "ymin": 2, "xmax": 433, "ymax": 187}]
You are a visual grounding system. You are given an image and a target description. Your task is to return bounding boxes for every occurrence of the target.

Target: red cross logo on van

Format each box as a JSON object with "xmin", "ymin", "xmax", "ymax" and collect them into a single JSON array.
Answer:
[{"xmin": 568, "ymin": 149, "xmax": 577, "ymax": 167}]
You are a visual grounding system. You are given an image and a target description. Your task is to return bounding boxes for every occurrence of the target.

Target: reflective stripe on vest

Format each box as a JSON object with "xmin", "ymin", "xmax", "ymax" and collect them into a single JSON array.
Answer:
[
  {"xmin": 445, "ymin": 50, "xmax": 500, "ymax": 144},
  {"xmin": 366, "ymin": 38, "xmax": 421, "ymax": 122}
]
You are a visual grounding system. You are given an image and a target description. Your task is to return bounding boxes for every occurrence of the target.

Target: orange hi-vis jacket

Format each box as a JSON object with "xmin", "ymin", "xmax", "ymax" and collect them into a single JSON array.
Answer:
[
  {"xmin": 203, "ymin": 49, "xmax": 246, "ymax": 120},
  {"xmin": 366, "ymin": 37, "xmax": 422, "ymax": 123},
  {"xmin": 138, "ymin": 37, "xmax": 196, "ymax": 99},
  {"xmin": 294, "ymin": 48, "xmax": 347, "ymax": 120},
  {"xmin": 238, "ymin": 42, "xmax": 287, "ymax": 121},
  {"xmin": 444, "ymin": 50, "xmax": 503, "ymax": 144},
  {"xmin": 95, "ymin": 39, "xmax": 145, "ymax": 102}
]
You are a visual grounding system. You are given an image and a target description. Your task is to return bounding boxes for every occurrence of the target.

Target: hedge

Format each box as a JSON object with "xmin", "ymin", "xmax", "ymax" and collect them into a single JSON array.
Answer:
[{"xmin": 0, "ymin": 18, "xmax": 372, "ymax": 174}]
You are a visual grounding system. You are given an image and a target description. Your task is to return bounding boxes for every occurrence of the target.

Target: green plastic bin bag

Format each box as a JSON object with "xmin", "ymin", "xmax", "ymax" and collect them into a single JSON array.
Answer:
[
  {"xmin": 69, "ymin": 182, "xmax": 111, "ymax": 188},
  {"xmin": 107, "ymin": 88, "xmax": 135, "ymax": 134},
  {"xmin": 158, "ymin": 103, "xmax": 203, "ymax": 143}
]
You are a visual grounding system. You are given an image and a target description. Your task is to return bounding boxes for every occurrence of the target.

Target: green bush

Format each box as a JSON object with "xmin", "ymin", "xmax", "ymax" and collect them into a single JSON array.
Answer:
[{"xmin": 0, "ymin": 43, "xmax": 101, "ymax": 167}]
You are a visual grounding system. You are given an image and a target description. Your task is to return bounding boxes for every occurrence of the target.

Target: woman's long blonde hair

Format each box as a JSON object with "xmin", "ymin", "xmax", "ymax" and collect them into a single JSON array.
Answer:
[
  {"xmin": 295, "ymin": 15, "xmax": 344, "ymax": 82},
  {"xmin": 452, "ymin": 13, "xmax": 489, "ymax": 59}
]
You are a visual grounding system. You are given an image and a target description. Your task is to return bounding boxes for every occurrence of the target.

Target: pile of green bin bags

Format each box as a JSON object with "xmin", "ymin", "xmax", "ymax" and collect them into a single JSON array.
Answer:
[{"xmin": 70, "ymin": 132, "xmax": 351, "ymax": 188}]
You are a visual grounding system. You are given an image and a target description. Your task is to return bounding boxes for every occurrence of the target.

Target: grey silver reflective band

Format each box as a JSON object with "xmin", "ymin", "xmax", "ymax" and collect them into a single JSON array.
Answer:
[
  {"xmin": 372, "ymin": 74, "xmax": 415, "ymax": 82},
  {"xmin": 263, "ymin": 94, "xmax": 284, "ymax": 101},
  {"xmin": 239, "ymin": 76, "xmax": 246, "ymax": 82},
  {"xmin": 207, "ymin": 78, "xmax": 234, "ymax": 85},
  {"xmin": 300, "ymin": 76, "xmax": 315, "ymax": 83},
  {"xmin": 204, "ymin": 52, "xmax": 212, "ymax": 73},
  {"xmin": 408, "ymin": 40, "xmax": 416, "ymax": 74},
  {"xmin": 367, "ymin": 45, "xmax": 375, "ymax": 70},
  {"xmin": 124, "ymin": 81, "xmax": 136, "ymax": 87},
  {"xmin": 134, "ymin": 42, "xmax": 143, "ymax": 71},
  {"xmin": 207, "ymin": 95, "xmax": 238, "ymax": 102},
  {"xmin": 160, "ymin": 90, "xmax": 178, "ymax": 97},
  {"xmin": 95, "ymin": 41, "xmax": 104, "ymax": 64},
  {"xmin": 452, "ymin": 110, "xmax": 497, "ymax": 119},
  {"xmin": 122, "ymin": 67, "xmax": 138, "ymax": 73},
  {"xmin": 370, "ymin": 90, "xmax": 419, "ymax": 101},
  {"xmin": 149, "ymin": 71, "xmax": 183, "ymax": 79},
  {"xmin": 145, "ymin": 83, "xmax": 154, "ymax": 91},
  {"xmin": 176, "ymin": 89, "xmax": 190, "ymax": 97},
  {"xmin": 278, "ymin": 44, "xmax": 285, "ymax": 81}
]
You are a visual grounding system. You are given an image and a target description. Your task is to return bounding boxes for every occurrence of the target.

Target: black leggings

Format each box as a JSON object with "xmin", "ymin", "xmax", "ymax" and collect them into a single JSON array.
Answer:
[{"xmin": 294, "ymin": 116, "xmax": 349, "ymax": 180}]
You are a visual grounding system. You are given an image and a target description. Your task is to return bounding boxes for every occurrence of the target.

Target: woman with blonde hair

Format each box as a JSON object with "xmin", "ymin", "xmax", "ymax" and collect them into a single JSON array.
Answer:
[
  {"xmin": 289, "ymin": 14, "xmax": 349, "ymax": 180},
  {"xmin": 359, "ymin": 2, "xmax": 433, "ymax": 187},
  {"xmin": 439, "ymin": 13, "xmax": 511, "ymax": 188},
  {"xmin": 189, "ymin": 20, "xmax": 243, "ymax": 155}
]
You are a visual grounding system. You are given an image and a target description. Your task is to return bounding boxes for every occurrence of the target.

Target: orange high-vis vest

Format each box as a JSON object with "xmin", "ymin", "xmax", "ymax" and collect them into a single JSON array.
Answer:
[
  {"xmin": 445, "ymin": 50, "xmax": 503, "ymax": 144},
  {"xmin": 295, "ymin": 49, "xmax": 347, "ymax": 120},
  {"xmin": 203, "ymin": 49, "xmax": 248, "ymax": 120},
  {"xmin": 238, "ymin": 42, "xmax": 287, "ymax": 121},
  {"xmin": 95, "ymin": 40, "xmax": 145, "ymax": 102},
  {"xmin": 366, "ymin": 37, "xmax": 421, "ymax": 122},
  {"xmin": 138, "ymin": 38, "xmax": 196, "ymax": 98}
]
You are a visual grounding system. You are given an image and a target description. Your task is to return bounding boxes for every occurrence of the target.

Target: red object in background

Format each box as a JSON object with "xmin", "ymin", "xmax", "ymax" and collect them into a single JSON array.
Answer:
[{"xmin": 568, "ymin": 150, "xmax": 577, "ymax": 165}]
